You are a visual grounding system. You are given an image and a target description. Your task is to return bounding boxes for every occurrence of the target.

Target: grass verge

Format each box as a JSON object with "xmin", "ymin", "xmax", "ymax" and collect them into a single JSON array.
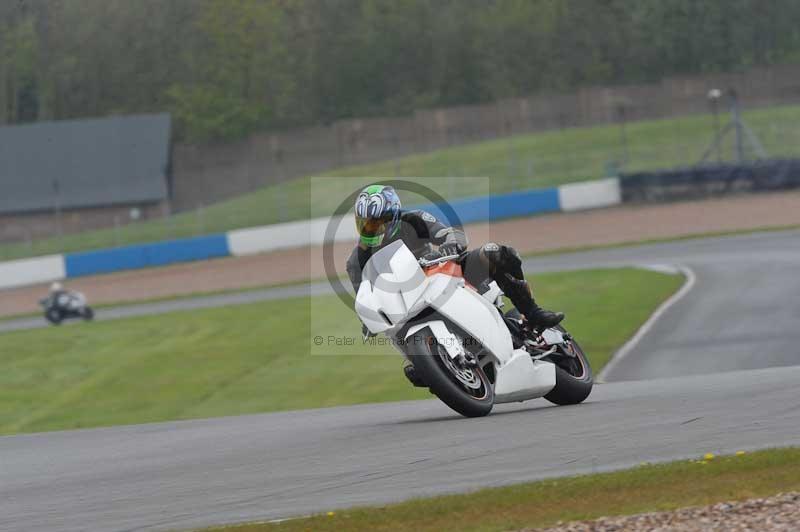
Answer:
[
  {"xmin": 204, "ymin": 447, "xmax": 800, "ymax": 532},
  {"xmin": 0, "ymin": 267, "xmax": 681, "ymax": 435},
  {"xmin": 3, "ymin": 104, "xmax": 800, "ymax": 261}
]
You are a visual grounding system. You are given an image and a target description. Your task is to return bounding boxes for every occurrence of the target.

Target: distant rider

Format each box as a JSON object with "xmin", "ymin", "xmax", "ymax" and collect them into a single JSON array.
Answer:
[
  {"xmin": 345, "ymin": 184, "xmax": 564, "ymax": 335},
  {"xmin": 43, "ymin": 282, "xmax": 68, "ymax": 307},
  {"xmin": 41, "ymin": 282, "xmax": 82, "ymax": 310}
]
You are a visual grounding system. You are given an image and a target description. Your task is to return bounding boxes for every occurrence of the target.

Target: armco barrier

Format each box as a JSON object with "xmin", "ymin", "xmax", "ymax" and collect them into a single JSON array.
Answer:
[
  {"xmin": 0, "ymin": 178, "xmax": 621, "ymax": 286},
  {"xmin": 620, "ymin": 159, "xmax": 800, "ymax": 203},
  {"xmin": 64, "ymin": 234, "xmax": 230, "ymax": 278}
]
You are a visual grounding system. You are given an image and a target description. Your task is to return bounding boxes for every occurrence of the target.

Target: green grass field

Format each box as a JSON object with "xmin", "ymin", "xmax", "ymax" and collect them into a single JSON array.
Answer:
[
  {"xmin": 210, "ymin": 447, "xmax": 800, "ymax": 532},
  {"xmin": 3, "ymin": 104, "xmax": 800, "ymax": 261},
  {"xmin": 0, "ymin": 267, "xmax": 681, "ymax": 435}
]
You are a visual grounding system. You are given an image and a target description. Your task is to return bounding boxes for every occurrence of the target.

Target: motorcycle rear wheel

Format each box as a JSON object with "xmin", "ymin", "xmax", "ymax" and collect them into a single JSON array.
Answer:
[
  {"xmin": 407, "ymin": 330, "xmax": 494, "ymax": 418},
  {"xmin": 543, "ymin": 326, "xmax": 593, "ymax": 405}
]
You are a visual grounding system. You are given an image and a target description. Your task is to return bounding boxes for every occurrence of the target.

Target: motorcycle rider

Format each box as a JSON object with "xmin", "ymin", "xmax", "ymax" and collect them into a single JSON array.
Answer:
[
  {"xmin": 345, "ymin": 184, "xmax": 565, "ymax": 336},
  {"xmin": 43, "ymin": 282, "xmax": 68, "ymax": 307},
  {"xmin": 41, "ymin": 282, "xmax": 84, "ymax": 311}
]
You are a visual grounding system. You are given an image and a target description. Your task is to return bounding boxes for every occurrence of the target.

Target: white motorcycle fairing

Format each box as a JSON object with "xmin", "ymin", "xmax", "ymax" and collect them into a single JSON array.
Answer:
[
  {"xmin": 355, "ymin": 240, "xmax": 556, "ymax": 404},
  {"xmin": 493, "ymin": 351, "xmax": 556, "ymax": 403},
  {"xmin": 57, "ymin": 292, "xmax": 87, "ymax": 310}
]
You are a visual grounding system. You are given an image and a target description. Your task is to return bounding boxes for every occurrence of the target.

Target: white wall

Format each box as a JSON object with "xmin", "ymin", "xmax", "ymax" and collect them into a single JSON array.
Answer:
[
  {"xmin": 0, "ymin": 254, "xmax": 65, "ymax": 290},
  {"xmin": 228, "ymin": 215, "xmax": 358, "ymax": 256},
  {"xmin": 558, "ymin": 178, "xmax": 621, "ymax": 212}
]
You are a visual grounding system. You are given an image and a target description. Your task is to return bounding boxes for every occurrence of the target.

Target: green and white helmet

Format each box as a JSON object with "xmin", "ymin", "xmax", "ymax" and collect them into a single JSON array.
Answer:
[{"xmin": 354, "ymin": 184, "xmax": 402, "ymax": 247}]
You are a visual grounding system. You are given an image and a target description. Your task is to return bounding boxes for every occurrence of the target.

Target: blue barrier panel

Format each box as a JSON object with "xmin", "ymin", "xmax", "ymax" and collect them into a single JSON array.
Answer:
[
  {"xmin": 491, "ymin": 187, "xmax": 560, "ymax": 219},
  {"xmin": 65, "ymin": 234, "xmax": 230, "ymax": 278},
  {"xmin": 412, "ymin": 187, "xmax": 560, "ymax": 226},
  {"xmin": 143, "ymin": 235, "xmax": 230, "ymax": 268},
  {"xmin": 416, "ymin": 195, "xmax": 491, "ymax": 226},
  {"xmin": 63, "ymin": 188, "xmax": 561, "ymax": 278}
]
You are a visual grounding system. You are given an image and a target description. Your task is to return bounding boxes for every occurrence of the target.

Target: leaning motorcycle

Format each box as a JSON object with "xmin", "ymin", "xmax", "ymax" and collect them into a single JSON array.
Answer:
[
  {"xmin": 356, "ymin": 240, "xmax": 592, "ymax": 417},
  {"xmin": 40, "ymin": 292, "xmax": 95, "ymax": 325}
]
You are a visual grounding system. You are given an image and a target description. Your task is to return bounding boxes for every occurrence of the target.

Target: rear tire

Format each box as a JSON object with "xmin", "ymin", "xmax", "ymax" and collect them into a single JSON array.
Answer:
[
  {"xmin": 544, "ymin": 327, "xmax": 593, "ymax": 406},
  {"xmin": 407, "ymin": 330, "xmax": 494, "ymax": 418},
  {"xmin": 82, "ymin": 307, "xmax": 94, "ymax": 321}
]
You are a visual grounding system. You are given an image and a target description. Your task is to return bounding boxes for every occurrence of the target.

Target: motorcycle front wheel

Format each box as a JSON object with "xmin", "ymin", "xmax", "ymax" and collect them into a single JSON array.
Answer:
[
  {"xmin": 407, "ymin": 329, "xmax": 494, "ymax": 418},
  {"xmin": 45, "ymin": 308, "xmax": 63, "ymax": 325}
]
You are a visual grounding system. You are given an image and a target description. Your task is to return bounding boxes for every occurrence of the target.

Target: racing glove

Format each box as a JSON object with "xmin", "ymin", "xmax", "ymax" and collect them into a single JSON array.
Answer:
[{"xmin": 439, "ymin": 242, "xmax": 465, "ymax": 257}]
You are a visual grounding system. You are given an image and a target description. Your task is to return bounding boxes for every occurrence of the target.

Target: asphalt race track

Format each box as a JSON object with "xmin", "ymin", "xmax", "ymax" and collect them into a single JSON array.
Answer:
[
  {"xmin": 2, "ymin": 368, "xmax": 799, "ymax": 532},
  {"xmin": 1, "ymin": 230, "xmax": 799, "ymax": 531},
  {"xmin": 518, "ymin": 229, "xmax": 800, "ymax": 380}
]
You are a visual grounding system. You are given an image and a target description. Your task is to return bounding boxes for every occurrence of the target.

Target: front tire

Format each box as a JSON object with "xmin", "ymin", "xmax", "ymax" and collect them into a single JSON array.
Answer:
[
  {"xmin": 544, "ymin": 327, "xmax": 593, "ymax": 405},
  {"xmin": 82, "ymin": 307, "xmax": 95, "ymax": 321},
  {"xmin": 45, "ymin": 308, "xmax": 63, "ymax": 325},
  {"xmin": 407, "ymin": 330, "xmax": 494, "ymax": 418}
]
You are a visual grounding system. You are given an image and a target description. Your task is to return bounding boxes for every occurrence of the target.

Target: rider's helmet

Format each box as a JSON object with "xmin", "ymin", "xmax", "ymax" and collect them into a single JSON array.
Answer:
[
  {"xmin": 354, "ymin": 184, "xmax": 401, "ymax": 248},
  {"xmin": 50, "ymin": 282, "xmax": 63, "ymax": 293}
]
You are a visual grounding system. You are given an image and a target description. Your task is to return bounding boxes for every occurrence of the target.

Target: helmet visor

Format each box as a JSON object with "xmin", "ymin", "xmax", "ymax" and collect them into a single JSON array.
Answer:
[
  {"xmin": 356, "ymin": 213, "xmax": 394, "ymax": 246},
  {"xmin": 356, "ymin": 216, "xmax": 391, "ymax": 237}
]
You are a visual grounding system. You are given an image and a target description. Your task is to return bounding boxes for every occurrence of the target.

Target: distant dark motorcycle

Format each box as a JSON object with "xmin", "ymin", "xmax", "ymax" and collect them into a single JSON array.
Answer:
[{"xmin": 40, "ymin": 291, "xmax": 95, "ymax": 325}]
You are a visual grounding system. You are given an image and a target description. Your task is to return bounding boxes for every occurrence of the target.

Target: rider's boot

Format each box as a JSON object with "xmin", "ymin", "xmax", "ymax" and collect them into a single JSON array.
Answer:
[
  {"xmin": 500, "ymin": 273, "xmax": 565, "ymax": 331},
  {"xmin": 525, "ymin": 305, "xmax": 565, "ymax": 330}
]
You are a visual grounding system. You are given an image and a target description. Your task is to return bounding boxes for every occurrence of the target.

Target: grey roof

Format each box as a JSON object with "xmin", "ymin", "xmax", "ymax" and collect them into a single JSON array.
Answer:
[{"xmin": 0, "ymin": 114, "xmax": 170, "ymax": 214}]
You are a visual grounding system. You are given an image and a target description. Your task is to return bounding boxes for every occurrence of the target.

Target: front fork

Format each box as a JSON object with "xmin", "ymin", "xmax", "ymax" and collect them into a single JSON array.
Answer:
[{"xmin": 403, "ymin": 320, "xmax": 479, "ymax": 370}]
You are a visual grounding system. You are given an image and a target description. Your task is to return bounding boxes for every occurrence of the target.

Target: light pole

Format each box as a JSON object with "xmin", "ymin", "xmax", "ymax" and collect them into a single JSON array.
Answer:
[
  {"xmin": 698, "ymin": 88, "xmax": 767, "ymax": 165},
  {"xmin": 707, "ymin": 88, "xmax": 722, "ymax": 163},
  {"xmin": 616, "ymin": 102, "xmax": 629, "ymax": 167},
  {"xmin": 728, "ymin": 89, "xmax": 745, "ymax": 164}
]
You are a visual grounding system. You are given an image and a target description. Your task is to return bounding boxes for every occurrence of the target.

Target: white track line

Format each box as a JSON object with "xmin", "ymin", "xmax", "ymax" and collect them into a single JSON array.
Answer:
[{"xmin": 597, "ymin": 264, "xmax": 697, "ymax": 382}]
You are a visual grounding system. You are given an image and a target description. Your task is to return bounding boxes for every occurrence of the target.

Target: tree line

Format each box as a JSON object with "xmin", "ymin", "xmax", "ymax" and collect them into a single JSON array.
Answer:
[{"xmin": 2, "ymin": 0, "xmax": 800, "ymax": 142}]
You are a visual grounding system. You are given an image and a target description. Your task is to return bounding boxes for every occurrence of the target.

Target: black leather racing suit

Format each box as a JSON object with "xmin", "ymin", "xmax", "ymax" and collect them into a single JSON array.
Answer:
[{"xmin": 345, "ymin": 209, "xmax": 540, "ymax": 320}]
